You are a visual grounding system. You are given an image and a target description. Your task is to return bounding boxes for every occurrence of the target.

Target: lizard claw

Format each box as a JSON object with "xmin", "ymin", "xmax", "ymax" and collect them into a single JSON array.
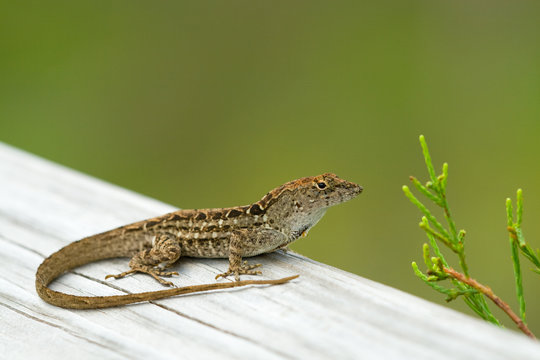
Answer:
[
  {"xmin": 215, "ymin": 261, "xmax": 262, "ymax": 281},
  {"xmin": 106, "ymin": 267, "xmax": 179, "ymax": 287}
]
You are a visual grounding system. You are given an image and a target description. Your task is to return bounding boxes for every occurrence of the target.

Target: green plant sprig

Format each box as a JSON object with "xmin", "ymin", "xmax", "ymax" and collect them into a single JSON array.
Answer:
[
  {"xmin": 404, "ymin": 135, "xmax": 500, "ymax": 325},
  {"xmin": 507, "ymin": 190, "xmax": 540, "ymax": 271},
  {"xmin": 403, "ymin": 137, "xmax": 467, "ymax": 276},
  {"xmin": 507, "ymin": 189, "xmax": 540, "ymax": 323},
  {"xmin": 404, "ymin": 135, "xmax": 538, "ymax": 338}
]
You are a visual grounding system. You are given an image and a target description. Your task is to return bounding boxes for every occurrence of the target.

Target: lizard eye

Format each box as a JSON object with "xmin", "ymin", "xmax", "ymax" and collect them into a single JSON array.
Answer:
[{"xmin": 316, "ymin": 182, "xmax": 327, "ymax": 190}]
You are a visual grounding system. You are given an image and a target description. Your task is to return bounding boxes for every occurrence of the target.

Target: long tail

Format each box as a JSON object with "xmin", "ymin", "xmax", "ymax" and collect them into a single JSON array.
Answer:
[{"xmin": 35, "ymin": 231, "xmax": 298, "ymax": 309}]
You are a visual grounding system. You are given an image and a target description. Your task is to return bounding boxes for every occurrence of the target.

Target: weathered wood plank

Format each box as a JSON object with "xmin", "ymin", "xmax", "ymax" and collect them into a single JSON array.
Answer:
[{"xmin": 0, "ymin": 142, "xmax": 539, "ymax": 359}]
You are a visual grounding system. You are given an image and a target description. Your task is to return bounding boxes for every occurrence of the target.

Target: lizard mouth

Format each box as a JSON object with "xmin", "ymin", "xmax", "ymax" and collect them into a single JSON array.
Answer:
[
  {"xmin": 342, "ymin": 181, "xmax": 363, "ymax": 198},
  {"xmin": 338, "ymin": 182, "xmax": 363, "ymax": 204}
]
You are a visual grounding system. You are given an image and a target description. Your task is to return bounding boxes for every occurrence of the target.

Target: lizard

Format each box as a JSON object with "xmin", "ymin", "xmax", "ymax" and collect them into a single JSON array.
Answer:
[{"xmin": 36, "ymin": 173, "xmax": 362, "ymax": 309}]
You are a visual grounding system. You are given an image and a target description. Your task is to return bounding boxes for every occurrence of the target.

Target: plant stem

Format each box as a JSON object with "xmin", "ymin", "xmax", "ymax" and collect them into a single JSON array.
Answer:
[
  {"xmin": 443, "ymin": 267, "xmax": 535, "ymax": 339},
  {"xmin": 510, "ymin": 239, "xmax": 525, "ymax": 321}
]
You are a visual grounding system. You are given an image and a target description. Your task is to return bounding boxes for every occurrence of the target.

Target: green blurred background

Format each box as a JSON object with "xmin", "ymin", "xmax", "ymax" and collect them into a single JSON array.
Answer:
[{"xmin": 2, "ymin": 1, "xmax": 540, "ymax": 334}]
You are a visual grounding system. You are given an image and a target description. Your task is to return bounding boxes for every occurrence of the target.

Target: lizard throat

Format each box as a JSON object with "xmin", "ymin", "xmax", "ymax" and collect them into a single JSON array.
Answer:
[
  {"xmin": 290, "ymin": 224, "xmax": 311, "ymax": 240},
  {"xmin": 288, "ymin": 208, "xmax": 327, "ymax": 241}
]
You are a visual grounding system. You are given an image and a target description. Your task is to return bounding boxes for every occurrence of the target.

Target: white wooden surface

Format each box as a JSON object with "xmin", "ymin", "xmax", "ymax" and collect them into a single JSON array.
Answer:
[{"xmin": 0, "ymin": 142, "xmax": 539, "ymax": 360}]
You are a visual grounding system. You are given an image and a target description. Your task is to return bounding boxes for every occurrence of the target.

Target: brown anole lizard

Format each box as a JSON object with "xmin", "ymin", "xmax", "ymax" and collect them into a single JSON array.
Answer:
[{"xmin": 36, "ymin": 173, "xmax": 362, "ymax": 309}]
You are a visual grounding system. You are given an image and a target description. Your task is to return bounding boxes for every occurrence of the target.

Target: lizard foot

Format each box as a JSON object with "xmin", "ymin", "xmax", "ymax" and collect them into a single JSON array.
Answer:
[
  {"xmin": 105, "ymin": 267, "xmax": 179, "ymax": 287},
  {"xmin": 215, "ymin": 261, "xmax": 262, "ymax": 281}
]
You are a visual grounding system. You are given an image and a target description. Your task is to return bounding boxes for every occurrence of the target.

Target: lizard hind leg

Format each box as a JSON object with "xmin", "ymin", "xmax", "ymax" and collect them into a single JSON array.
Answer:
[{"xmin": 105, "ymin": 234, "xmax": 181, "ymax": 287}]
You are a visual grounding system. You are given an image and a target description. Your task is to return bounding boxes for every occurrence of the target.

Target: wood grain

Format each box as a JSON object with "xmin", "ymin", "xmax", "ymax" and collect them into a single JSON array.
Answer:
[{"xmin": 0, "ymin": 142, "xmax": 539, "ymax": 359}]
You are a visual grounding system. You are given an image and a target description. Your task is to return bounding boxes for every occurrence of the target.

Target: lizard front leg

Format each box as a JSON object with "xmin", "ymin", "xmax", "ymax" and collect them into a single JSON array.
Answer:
[
  {"xmin": 216, "ymin": 228, "xmax": 287, "ymax": 281},
  {"xmin": 106, "ymin": 233, "xmax": 181, "ymax": 286}
]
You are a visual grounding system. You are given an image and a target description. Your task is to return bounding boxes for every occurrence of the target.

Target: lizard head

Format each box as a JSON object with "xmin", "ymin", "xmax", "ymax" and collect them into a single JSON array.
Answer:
[
  {"xmin": 261, "ymin": 173, "xmax": 362, "ymax": 211},
  {"xmin": 299, "ymin": 173, "xmax": 363, "ymax": 209},
  {"xmin": 259, "ymin": 173, "xmax": 362, "ymax": 234}
]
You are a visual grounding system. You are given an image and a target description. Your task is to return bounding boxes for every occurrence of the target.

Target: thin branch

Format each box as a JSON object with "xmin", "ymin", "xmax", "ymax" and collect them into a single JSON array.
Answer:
[{"xmin": 443, "ymin": 267, "xmax": 535, "ymax": 339}]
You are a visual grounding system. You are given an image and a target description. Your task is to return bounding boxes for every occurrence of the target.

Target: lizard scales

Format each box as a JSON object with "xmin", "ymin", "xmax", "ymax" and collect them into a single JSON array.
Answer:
[{"xmin": 36, "ymin": 173, "xmax": 362, "ymax": 309}]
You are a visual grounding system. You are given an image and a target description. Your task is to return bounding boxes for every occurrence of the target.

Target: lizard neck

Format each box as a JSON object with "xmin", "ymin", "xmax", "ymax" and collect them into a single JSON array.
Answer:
[
  {"xmin": 262, "ymin": 189, "xmax": 328, "ymax": 242},
  {"xmin": 285, "ymin": 207, "xmax": 327, "ymax": 241}
]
